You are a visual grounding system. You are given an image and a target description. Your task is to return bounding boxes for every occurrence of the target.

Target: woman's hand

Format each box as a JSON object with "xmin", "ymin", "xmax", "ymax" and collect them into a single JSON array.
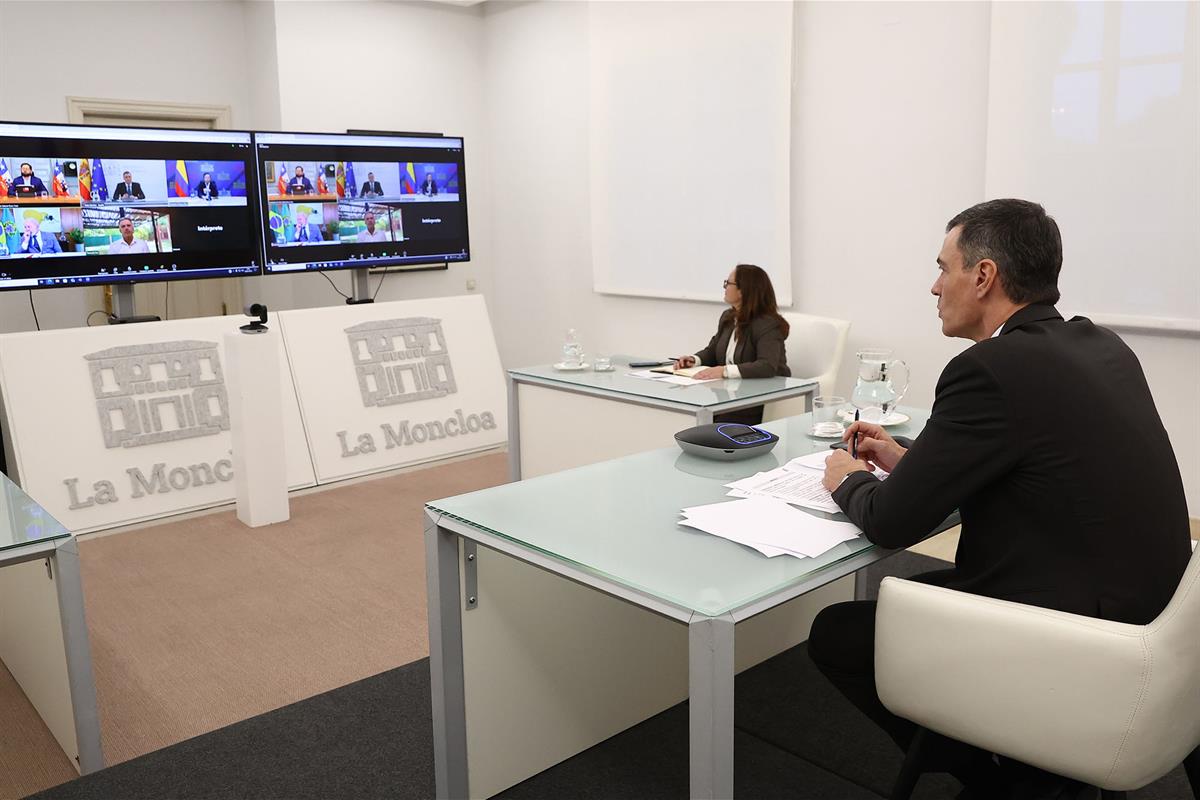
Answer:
[
  {"xmin": 693, "ymin": 366, "xmax": 725, "ymax": 380},
  {"xmin": 674, "ymin": 355, "xmax": 697, "ymax": 369}
]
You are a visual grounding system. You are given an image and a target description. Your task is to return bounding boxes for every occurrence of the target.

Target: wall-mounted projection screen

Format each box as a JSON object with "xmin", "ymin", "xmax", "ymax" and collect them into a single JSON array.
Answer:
[
  {"xmin": 984, "ymin": 1, "xmax": 1199, "ymax": 330},
  {"xmin": 588, "ymin": 1, "xmax": 794, "ymax": 306}
]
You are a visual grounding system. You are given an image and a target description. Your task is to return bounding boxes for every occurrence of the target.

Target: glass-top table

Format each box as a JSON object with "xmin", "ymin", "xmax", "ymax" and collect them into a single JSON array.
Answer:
[
  {"xmin": 425, "ymin": 409, "xmax": 939, "ymax": 798},
  {"xmin": 0, "ymin": 471, "xmax": 103, "ymax": 774},
  {"xmin": 506, "ymin": 356, "xmax": 819, "ymax": 480},
  {"xmin": 509, "ymin": 357, "xmax": 816, "ymax": 411},
  {"xmin": 431, "ymin": 410, "xmax": 928, "ymax": 617},
  {"xmin": 1, "ymin": 471, "xmax": 71, "ymax": 555}
]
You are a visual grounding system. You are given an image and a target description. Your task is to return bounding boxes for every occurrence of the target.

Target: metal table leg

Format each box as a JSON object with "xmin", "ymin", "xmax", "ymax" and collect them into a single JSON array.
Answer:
[
  {"xmin": 689, "ymin": 612, "xmax": 735, "ymax": 799},
  {"xmin": 507, "ymin": 376, "xmax": 522, "ymax": 482},
  {"xmin": 426, "ymin": 512, "xmax": 468, "ymax": 799},
  {"xmin": 52, "ymin": 537, "xmax": 104, "ymax": 774}
]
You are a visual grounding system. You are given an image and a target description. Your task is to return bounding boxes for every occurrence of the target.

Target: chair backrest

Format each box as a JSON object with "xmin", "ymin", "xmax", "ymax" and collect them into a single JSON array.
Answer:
[
  {"xmin": 779, "ymin": 311, "xmax": 850, "ymax": 397},
  {"xmin": 1108, "ymin": 542, "xmax": 1200, "ymax": 788}
]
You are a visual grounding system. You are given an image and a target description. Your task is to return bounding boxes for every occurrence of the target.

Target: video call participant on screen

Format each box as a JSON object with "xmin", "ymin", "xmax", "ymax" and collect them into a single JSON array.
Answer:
[
  {"xmin": 7, "ymin": 163, "xmax": 48, "ymax": 197},
  {"xmin": 287, "ymin": 166, "xmax": 313, "ymax": 195},
  {"xmin": 196, "ymin": 172, "xmax": 219, "ymax": 200},
  {"xmin": 359, "ymin": 172, "xmax": 383, "ymax": 198},
  {"xmin": 18, "ymin": 217, "xmax": 61, "ymax": 255},
  {"xmin": 813, "ymin": 200, "xmax": 1192, "ymax": 799},
  {"xmin": 112, "ymin": 171, "xmax": 146, "ymax": 201},
  {"xmin": 107, "ymin": 217, "xmax": 150, "ymax": 254},
  {"xmin": 421, "ymin": 173, "xmax": 437, "ymax": 196},
  {"xmin": 673, "ymin": 264, "xmax": 790, "ymax": 425},
  {"xmin": 288, "ymin": 209, "xmax": 322, "ymax": 243},
  {"xmin": 357, "ymin": 211, "xmax": 388, "ymax": 242}
]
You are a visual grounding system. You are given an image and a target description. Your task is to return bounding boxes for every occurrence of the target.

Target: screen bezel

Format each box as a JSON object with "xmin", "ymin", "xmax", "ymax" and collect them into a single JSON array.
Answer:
[
  {"xmin": 0, "ymin": 118, "xmax": 262, "ymax": 293},
  {"xmin": 252, "ymin": 128, "xmax": 470, "ymax": 278}
]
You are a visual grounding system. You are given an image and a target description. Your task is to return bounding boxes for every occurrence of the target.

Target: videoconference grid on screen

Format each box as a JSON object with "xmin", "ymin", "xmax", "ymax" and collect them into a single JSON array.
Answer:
[
  {"xmin": 0, "ymin": 122, "xmax": 260, "ymax": 291},
  {"xmin": 254, "ymin": 131, "xmax": 470, "ymax": 274}
]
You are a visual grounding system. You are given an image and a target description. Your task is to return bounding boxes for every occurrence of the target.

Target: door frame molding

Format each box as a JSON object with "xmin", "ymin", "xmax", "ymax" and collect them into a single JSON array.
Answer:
[{"xmin": 66, "ymin": 97, "xmax": 232, "ymax": 129}]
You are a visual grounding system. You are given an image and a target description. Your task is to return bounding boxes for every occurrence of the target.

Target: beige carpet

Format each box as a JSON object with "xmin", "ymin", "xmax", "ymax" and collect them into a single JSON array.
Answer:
[{"xmin": 0, "ymin": 452, "xmax": 508, "ymax": 799}]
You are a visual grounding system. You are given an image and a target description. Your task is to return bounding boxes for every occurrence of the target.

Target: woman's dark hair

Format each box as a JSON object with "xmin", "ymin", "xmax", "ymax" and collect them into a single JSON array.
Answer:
[{"xmin": 731, "ymin": 264, "xmax": 789, "ymax": 338}]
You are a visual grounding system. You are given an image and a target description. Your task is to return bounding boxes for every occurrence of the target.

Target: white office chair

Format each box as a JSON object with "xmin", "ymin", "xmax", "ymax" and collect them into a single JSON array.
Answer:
[
  {"xmin": 874, "ymin": 542, "xmax": 1200, "ymax": 799},
  {"xmin": 762, "ymin": 312, "xmax": 851, "ymax": 422}
]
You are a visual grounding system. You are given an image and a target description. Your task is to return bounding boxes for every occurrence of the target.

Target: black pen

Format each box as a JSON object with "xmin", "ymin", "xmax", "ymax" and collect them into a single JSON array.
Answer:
[{"xmin": 852, "ymin": 409, "xmax": 860, "ymax": 458}]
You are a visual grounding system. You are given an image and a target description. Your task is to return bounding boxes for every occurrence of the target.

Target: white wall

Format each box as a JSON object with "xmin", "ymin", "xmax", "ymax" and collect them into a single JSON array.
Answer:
[
  {"xmin": 256, "ymin": 0, "xmax": 490, "ymax": 315},
  {"xmin": 483, "ymin": 0, "xmax": 1199, "ymax": 511},
  {"xmin": 484, "ymin": 0, "xmax": 986, "ymax": 399}
]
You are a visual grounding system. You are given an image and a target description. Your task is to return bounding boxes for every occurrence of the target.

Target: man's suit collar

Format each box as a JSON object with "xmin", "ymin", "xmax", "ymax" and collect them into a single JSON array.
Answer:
[{"xmin": 999, "ymin": 303, "xmax": 1062, "ymax": 335}]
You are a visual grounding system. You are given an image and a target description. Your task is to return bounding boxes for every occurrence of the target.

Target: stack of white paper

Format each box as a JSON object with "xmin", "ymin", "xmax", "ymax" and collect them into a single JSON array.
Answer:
[
  {"xmin": 723, "ymin": 451, "xmax": 889, "ymax": 515},
  {"xmin": 679, "ymin": 497, "xmax": 861, "ymax": 558}
]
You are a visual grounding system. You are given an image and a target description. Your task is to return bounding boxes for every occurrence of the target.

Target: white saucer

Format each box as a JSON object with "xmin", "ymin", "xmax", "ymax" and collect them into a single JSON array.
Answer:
[
  {"xmin": 553, "ymin": 362, "xmax": 590, "ymax": 371},
  {"xmin": 838, "ymin": 409, "xmax": 911, "ymax": 427},
  {"xmin": 808, "ymin": 427, "xmax": 845, "ymax": 439}
]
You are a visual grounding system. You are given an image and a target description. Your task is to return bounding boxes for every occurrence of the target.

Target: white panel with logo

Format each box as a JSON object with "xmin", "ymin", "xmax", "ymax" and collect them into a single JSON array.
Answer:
[
  {"xmin": 278, "ymin": 295, "xmax": 506, "ymax": 484},
  {"xmin": 0, "ymin": 318, "xmax": 316, "ymax": 534}
]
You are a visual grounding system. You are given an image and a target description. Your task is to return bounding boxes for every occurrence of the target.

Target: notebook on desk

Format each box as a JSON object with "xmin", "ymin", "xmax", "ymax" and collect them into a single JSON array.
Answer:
[{"xmin": 650, "ymin": 364, "xmax": 707, "ymax": 378}]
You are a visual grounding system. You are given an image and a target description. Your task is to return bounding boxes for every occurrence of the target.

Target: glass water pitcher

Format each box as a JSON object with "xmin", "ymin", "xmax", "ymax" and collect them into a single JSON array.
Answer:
[{"xmin": 850, "ymin": 349, "xmax": 910, "ymax": 420}]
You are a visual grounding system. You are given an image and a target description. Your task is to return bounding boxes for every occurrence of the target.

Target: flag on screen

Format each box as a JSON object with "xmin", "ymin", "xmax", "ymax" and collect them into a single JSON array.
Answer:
[
  {"xmin": 335, "ymin": 162, "xmax": 345, "ymax": 198},
  {"xmin": 344, "ymin": 162, "xmax": 357, "ymax": 198},
  {"xmin": 52, "ymin": 161, "xmax": 69, "ymax": 197},
  {"xmin": 173, "ymin": 160, "xmax": 189, "ymax": 197},
  {"xmin": 269, "ymin": 208, "xmax": 286, "ymax": 244},
  {"xmin": 0, "ymin": 159, "xmax": 10, "ymax": 196},
  {"xmin": 402, "ymin": 162, "xmax": 416, "ymax": 194},
  {"xmin": 0, "ymin": 206, "xmax": 18, "ymax": 255},
  {"xmin": 92, "ymin": 159, "xmax": 108, "ymax": 202},
  {"xmin": 78, "ymin": 159, "xmax": 91, "ymax": 201},
  {"xmin": 276, "ymin": 162, "xmax": 287, "ymax": 195},
  {"xmin": 316, "ymin": 171, "xmax": 328, "ymax": 195}
]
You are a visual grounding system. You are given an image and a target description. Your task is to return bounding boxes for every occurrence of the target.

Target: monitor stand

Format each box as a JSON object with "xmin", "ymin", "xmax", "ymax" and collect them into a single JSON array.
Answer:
[
  {"xmin": 107, "ymin": 284, "xmax": 161, "ymax": 324},
  {"xmin": 346, "ymin": 268, "xmax": 374, "ymax": 305}
]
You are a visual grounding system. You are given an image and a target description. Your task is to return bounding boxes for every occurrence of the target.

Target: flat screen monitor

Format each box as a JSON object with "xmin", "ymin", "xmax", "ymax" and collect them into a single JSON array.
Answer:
[
  {"xmin": 0, "ymin": 121, "xmax": 260, "ymax": 291},
  {"xmin": 254, "ymin": 131, "xmax": 469, "ymax": 275}
]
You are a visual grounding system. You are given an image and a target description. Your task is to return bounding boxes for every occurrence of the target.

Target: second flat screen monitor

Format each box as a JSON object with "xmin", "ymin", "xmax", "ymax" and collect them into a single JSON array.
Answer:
[{"xmin": 254, "ymin": 131, "xmax": 469, "ymax": 275}]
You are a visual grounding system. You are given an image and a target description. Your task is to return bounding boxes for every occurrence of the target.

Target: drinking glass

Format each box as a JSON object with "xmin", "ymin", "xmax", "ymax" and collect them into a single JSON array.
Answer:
[
  {"xmin": 812, "ymin": 395, "xmax": 846, "ymax": 437},
  {"xmin": 593, "ymin": 356, "xmax": 613, "ymax": 372}
]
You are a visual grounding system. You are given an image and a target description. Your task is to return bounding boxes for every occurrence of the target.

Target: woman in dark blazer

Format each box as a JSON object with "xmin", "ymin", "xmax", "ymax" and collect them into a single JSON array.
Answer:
[{"xmin": 674, "ymin": 263, "xmax": 790, "ymax": 424}]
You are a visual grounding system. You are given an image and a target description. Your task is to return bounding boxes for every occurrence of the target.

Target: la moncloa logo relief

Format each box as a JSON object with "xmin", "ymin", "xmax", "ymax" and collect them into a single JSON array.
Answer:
[
  {"xmin": 345, "ymin": 318, "xmax": 458, "ymax": 408},
  {"xmin": 85, "ymin": 341, "xmax": 231, "ymax": 449}
]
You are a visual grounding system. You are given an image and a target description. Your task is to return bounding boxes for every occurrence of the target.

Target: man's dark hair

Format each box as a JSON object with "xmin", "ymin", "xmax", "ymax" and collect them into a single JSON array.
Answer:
[
  {"xmin": 946, "ymin": 199, "xmax": 1062, "ymax": 305},
  {"xmin": 19, "ymin": 162, "xmax": 31, "ymax": 170}
]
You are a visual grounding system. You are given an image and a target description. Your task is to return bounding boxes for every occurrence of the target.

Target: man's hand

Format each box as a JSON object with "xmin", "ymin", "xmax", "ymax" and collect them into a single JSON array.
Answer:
[
  {"xmin": 822, "ymin": 449, "xmax": 871, "ymax": 492},
  {"xmin": 844, "ymin": 421, "xmax": 908, "ymax": 473},
  {"xmin": 674, "ymin": 355, "xmax": 697, "ymax": 369},
  {"xmin": 693, "ymin": 366, "xmax": 725, "ymax": 380}
]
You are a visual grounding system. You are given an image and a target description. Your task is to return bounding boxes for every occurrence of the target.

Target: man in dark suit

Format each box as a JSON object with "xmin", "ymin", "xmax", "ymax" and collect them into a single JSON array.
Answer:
[
  {"xmin": 17, "ymin": 217, "xmax": 62, "ymax": 255},
  {"xmin": 111, "ymin": 171, "xmax": 145, "ymax": 201},
  {"xmin": 7, "ymin": 163, "xmax": 48, "ymax": 196},
  {"xmin": 358, "ymin": 172, "xmax": 383, "ymax": 198},
  {"xmin": 195, "ymin": 172, "xmax": 219, "ymax": 200},
  {"xmin": 812, "ymin": 199, "xmax": 1192, "ymax": 798},
  {"xmin": 421, "ymin": 173, "xmax": 438, "ymax": 196},
  {"xmin": 287, "ymin": 166, "xmax": 313, "ymax": 195}
]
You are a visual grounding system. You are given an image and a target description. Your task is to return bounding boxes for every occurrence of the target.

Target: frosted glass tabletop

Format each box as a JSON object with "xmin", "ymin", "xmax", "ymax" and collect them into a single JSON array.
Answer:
[
  {"xmin": 509, "ymin": 356, "xmax": 816, "ymax": 409},
  {"xmin": 0, "ymin": 472, "xmax": 70, "ymax": 553},
  {"xmin": 428, "ymin": 409, "xmax": 930, "ymax": 617}
]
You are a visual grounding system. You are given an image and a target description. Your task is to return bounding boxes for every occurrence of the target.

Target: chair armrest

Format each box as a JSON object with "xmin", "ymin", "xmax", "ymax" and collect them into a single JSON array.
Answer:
[{"xmin": 874, "ymin": 577, "xmax": 1148, "ymax": 785}]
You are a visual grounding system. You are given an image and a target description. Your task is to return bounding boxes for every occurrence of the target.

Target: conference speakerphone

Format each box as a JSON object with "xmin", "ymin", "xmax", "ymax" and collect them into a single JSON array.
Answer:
[{"xmin": 674, "ymin": 423, "xmax": 780, "ymax": 460}]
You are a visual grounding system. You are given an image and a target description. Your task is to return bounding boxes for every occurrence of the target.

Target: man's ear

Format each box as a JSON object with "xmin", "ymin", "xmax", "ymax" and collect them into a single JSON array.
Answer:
[{"xmin": 975, "ymin": 259, "xmax": 1000, "ymax": 298}]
